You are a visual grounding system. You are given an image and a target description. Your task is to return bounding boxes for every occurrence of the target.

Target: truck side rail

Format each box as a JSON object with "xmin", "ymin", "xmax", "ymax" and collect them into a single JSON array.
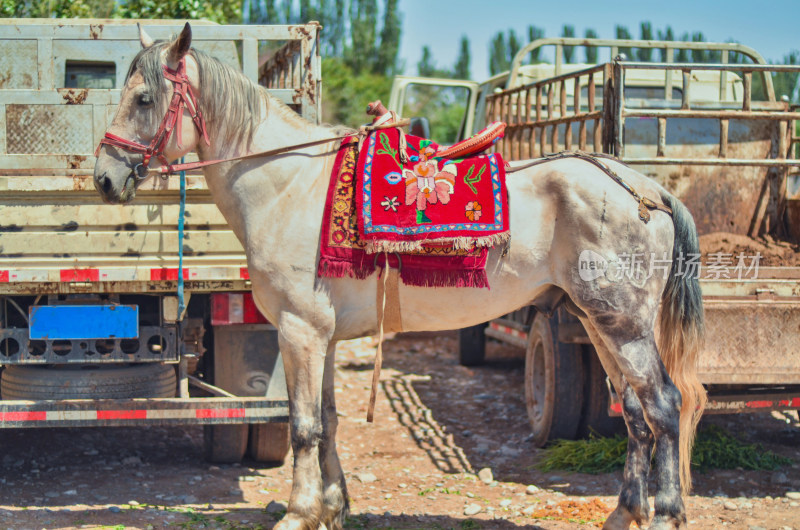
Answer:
[
  {"xmin": 488, "ymin": 61, "xmax": 800, "ymax": 168},
  {"xmin": 507, "ymin": 37, "xmax": 774, "ymax": 99}
]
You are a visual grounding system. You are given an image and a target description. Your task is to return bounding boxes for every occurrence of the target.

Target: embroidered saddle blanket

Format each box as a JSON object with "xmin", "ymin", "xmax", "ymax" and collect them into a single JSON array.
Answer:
[
  {"xmin": 356, "ymin": 127, "xmax": 509, "ymax": 253},
  {"xmin": 317, "ymin": 127, "xmax": 509, "ymax": 289}
]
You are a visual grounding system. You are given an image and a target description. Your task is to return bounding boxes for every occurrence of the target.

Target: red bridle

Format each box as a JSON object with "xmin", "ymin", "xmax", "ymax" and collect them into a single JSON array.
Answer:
[{"xmin": 96, "ymin": 58, "xmax": 210, "ymax": 179}]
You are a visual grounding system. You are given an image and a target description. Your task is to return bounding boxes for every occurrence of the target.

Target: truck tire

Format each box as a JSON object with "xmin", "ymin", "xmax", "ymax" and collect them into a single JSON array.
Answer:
[
  {"xmin": 204, "ymin": 424, "xmax": 248, "ymax": 463},
  {"xmin": 458, "ymin": 324, "xmax": 487, "ymax": 366},
  {"xmin": 525, "ymin": 313, "xmax": 584, "ymax": 446},
  {"xmin": 578, "ymin": 345, "xmax": 625, "ymax": 438},
  {"xmin": 248, "ymin": 423, "xmax": 291, "ymax": 464},
  {"xmin": 1, "ymin": 363, "xmax": 176, "ymax": 400}
]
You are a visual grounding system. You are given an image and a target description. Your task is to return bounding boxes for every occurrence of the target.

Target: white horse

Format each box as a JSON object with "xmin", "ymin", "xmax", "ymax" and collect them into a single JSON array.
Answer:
[{"xmin": 94, "ymin": 24, "xmax": 706, "ymax": 530}]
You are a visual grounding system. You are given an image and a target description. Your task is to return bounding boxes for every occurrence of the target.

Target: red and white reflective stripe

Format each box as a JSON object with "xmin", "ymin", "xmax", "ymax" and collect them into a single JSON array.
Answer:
[
  {"xmin": 210, "ymin": 293, "xmax": 268, "ymax": 326},
  {"xmin": 0, "ymin": 407, "xmax": 264, "ymax": 423},
  {"xmin": 489, "ymin": 321, "xmax": 527, "ymax": 341},
  {"xmin": 0, "ymin": 267, "xmax": 252, "ymax": 283}
]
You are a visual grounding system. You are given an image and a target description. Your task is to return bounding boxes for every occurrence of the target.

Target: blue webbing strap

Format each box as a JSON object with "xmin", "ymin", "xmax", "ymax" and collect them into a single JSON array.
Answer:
[{"xmin": 177, "ymin": 161, "xmax": 186, "ymax": 320}]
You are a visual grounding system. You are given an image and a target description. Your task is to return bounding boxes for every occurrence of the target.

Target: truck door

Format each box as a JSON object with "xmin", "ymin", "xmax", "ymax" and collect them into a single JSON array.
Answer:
[{"xmin": 387, "ymin": 76, "xmax": 479, "ymax": 143}]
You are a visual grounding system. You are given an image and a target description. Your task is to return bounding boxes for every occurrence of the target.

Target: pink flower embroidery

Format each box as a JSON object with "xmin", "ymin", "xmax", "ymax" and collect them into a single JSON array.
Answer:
[{"xmin": 403, "ymin": 146, "xmax": 457, "ymax": 211}]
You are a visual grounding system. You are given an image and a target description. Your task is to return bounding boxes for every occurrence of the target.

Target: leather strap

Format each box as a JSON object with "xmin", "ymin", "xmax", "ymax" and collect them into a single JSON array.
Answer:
[{"xmin": 507, "ymin": 150, "xmax": 673, "ymax": 222}]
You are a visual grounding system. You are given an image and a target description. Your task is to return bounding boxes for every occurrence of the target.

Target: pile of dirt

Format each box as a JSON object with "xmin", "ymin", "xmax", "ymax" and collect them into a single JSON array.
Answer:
[
  {"xmin": 529, "ymin": 498, "xmax": 612, "ymax": 527},
  {"xmin": 698, "ymin": 232, "xmax": 800, "ymax": 267}
]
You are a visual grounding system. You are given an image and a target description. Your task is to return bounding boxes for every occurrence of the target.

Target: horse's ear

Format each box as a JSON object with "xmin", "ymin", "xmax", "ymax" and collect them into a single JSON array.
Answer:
[
  {"xmin": 137, "ymin": 23, "xmax": 154, "ymax": 49},
  {"xmin": 167, "ymin": 22, "xmax": 192, "ymax": 63}
]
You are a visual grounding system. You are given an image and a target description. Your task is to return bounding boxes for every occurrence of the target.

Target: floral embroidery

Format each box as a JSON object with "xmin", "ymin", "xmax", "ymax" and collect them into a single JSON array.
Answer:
[
  {"xmin": 404, "ymin": 145, "xmax": 457, "ymax": 211},
  {"xmin": 465, "ymin": 201, "xmax": 482, "ymax": 221},
  {"xmin": 381, "ymin": 196, "xmax": 400, "ymax": 212}
]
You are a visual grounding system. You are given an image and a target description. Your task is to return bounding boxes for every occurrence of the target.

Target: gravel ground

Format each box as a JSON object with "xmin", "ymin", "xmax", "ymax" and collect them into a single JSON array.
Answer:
[{"xmin": 0, "ymin": 331, "xmax": 798, "ymax": 529}]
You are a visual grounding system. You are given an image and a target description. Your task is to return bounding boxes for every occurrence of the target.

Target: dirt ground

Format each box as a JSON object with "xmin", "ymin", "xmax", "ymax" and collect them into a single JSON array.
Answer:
[
  {"xmin": 0, "ymin": 332, "xmax": 799, "ymax": 529},
  {"xmin": 699, "ymin": 232, "xmax": 800, "ymax": 267}
]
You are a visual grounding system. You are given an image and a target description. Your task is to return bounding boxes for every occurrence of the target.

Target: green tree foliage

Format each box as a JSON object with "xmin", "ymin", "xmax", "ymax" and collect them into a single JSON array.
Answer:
[
  {"xmin": 488, "ymin": 29, "xmax": 520, "ymax": 75},
  {"xmin": 489, "ymin": 31, "xmax": 508, "ymax": 75},
  {"xmin": 2, "ymin": 0, "xmax": 115, "ymax": 17},
  {"xmin": 615, "ymin": 25, "xmax": 632, "ymax": 59},
  {"xmin": 375, "ymin": 0, "xmax": 401, "ymax": 76},
  {"xmin": 657, "ymin": 26, "xmax": 675, "ymax": 61},
  {"xmin": 527, "ymin": 25, "xmax": 544, "ymax": 63},
  {"xmin": 453, "ymin": 36, "xmax": 471, "ymax": 79},
  {"xmin": 637, "ymin": 22, "xmax": 653, "ymax": 61},
  {"xmin": 774, "ymin": 50, "xmax": 800, "ymax": 102},
  {"xmin": 346, "ymin": 0, "xmax": 377, "ymax": 74},
  {"xmin": 322, "ymin": 56, "xmax": 391, "ymax": 127},
  {"xmin": 561, "ymin": 24, "xmax": 575, "ymax": 63},
  {"xmin": 584, "ymin": 28, "xmax": 598, "ymax": 63},
  {"xmin": 676, "ymin": 33, "xmax": 691, "ymax": 62},
  {"xmin": 117, "ymin": 0, "xmax": 241, "ymax": 23}
]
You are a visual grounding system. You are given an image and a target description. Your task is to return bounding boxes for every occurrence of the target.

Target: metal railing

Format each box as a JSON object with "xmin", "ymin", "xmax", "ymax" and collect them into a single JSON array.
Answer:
[{"xmin": 486, "ymin": 63, "xmax": 614, "ymax": 161}]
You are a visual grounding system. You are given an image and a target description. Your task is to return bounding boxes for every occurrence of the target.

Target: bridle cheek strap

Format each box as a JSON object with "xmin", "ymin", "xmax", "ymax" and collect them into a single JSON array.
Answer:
[{"xmin": 95, "ymin": 58, "xmax": 210, "ymax": 175}]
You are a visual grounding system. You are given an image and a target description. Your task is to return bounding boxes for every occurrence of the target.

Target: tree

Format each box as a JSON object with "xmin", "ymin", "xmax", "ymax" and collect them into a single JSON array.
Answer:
[
  {"xmin": 417, "ymin": 45, "xmax": 436, "ymax": 77},
  {"xmin": 527, "ymin": 25, "xmax": 545, "ymax": 63},
  {"xmin": 637, "ymin": 22, "xmax": 653, "ymax": 61},
  {"xmin": 657, "ymin": 26, "xmax": 675, "ymax": 61},
  {"xmin": 375, "ymin": 0, "xmax": 401, "ymax": 76},
  {"xmin": 117, "ymin": 0, "xmax": 242, "ymax": 23},
  {"xmin": 347, "ymin": 0, "xmax": 378, "ymax": 74},
  {"xmin": 615, "ymin": 25, "xmax": 633, "ymax": 60},
  {"xmin": 691, "ymin": 32, "xmax": 709, "ymax": 63},
  {"xmin": 676, "ymin": 33, "xmax": 691, "ymax": 62},
  {"xmin": 489, "ymin": 32, "xmax": 508, "ymax": 75},
  {"xmin": 584, "ymin": 28, "xmax": 598, "ymax": 63},
  {"xmin": 561, "ymin": 24, "xmax": 575, "ymax": 63},
  {"xmin": 453, "ymin": 36, "xmax": 471, "ymax": 79},
  {"xmin": 507, "ymin": 29, "xmax": 521, "ymax": 65}
]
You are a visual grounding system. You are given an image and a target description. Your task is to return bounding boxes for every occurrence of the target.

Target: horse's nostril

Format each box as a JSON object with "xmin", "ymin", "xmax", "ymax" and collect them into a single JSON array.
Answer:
[{"xmin": 100, "ymin": 175, "xmax": 112, "ymax": 194}]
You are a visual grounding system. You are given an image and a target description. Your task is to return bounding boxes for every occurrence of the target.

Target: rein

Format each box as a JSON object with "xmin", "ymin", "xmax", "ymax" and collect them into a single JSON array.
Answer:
[{"xmin": 96, "ymin": 59, "xmax": 408, "ymax": 177}]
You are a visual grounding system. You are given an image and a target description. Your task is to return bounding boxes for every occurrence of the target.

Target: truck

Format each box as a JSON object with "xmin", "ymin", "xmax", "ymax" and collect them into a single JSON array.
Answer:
[
  {"xmin": 0, "ymin": 19, "xmax": 322, "ymax": 462},
  {"xmin": 389, "ymin": 37, "xmax": 800, "ymax": 445}
]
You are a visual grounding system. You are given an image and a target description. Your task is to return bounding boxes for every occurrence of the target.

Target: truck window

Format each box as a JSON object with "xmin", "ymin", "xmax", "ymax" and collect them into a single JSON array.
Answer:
[
  {"xmin": 402, "ymin": 84, "xmax": 471, "ymax": 144},
  {"xmin": 64, "ymin": 61, "xmax": 116, "ymax": 89}
]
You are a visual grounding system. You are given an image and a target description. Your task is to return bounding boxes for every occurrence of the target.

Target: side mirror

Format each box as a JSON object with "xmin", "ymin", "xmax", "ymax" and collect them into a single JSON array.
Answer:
[{"xmin": 409, "ymin": 116, "xmax": 431, "ymax": 139}]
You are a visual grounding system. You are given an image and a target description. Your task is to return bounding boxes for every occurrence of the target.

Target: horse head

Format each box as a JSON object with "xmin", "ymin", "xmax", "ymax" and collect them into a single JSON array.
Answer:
[{"xmin": 94, "ymin": 23, "xmax": 203, "ymax": 204}]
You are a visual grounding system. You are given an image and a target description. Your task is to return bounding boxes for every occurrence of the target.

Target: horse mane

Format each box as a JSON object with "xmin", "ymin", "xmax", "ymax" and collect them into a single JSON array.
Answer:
[{"xmin": 126, "ymin": 41, "xmax": 324, "ymax": 156}]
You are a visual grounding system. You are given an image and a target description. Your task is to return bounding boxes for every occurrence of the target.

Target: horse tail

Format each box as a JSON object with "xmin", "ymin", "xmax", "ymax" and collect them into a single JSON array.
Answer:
[{"xmin": 658, "ymin": 191, "xmax": 707, "ymax": 495}]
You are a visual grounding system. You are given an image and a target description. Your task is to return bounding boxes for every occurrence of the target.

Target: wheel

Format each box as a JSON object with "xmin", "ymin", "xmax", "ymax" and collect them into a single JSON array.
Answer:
[
  {"xmin": 204, "ymin": 424, "xmax": 248, "ymax": 463},
  {"xmin": 525, "ymin": 313, "xmax": 584, "ymax": 446},
  {"xmin": 458, "ymin": 324, "xmax": 487, "ymax": 366},
  {"xmin": 248, "ymin": 422, "xmax": 290, "ymax": 464},
  {"xmin": 578, "ymin": 345, "xmax": 625, "ymax": 438},
  {"xmin": 0, "ymin": 363, "xmax": 176, "ymax": 400}
]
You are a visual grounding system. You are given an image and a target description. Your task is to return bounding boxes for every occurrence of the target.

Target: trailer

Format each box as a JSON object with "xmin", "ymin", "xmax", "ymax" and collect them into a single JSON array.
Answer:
[
  {"xmin": 390, "ymin": 37, "xmax": 800, "ymax": 444},
  {"xmin": 0, "ymin": 19, "xmax": 321, "ymax": 462}
]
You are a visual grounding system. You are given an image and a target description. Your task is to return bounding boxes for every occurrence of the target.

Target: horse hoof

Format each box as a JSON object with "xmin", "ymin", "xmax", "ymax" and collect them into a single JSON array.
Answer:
[
  {"xmin": 647, "ymin": 515, "xmax": 686, "ymax": 530},
  {"xmin": 273, "ymin": 514, "xmax": 318, "ymax": 530},
  {"xmin": 603, "ymin": 507, "xmax": 636, "ymax": 530}
]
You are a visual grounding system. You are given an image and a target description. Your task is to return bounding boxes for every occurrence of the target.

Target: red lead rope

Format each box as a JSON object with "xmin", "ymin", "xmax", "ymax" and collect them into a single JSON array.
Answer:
[{"xmin": 95, "ymin": 58, "xmax": 210, "ymax": 177}]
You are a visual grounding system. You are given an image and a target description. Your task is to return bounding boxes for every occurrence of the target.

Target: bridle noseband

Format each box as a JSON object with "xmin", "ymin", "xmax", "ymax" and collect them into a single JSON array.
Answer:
[{"xmin": 96, "ymin": 58, "xmax": 210, "ymax": 179}]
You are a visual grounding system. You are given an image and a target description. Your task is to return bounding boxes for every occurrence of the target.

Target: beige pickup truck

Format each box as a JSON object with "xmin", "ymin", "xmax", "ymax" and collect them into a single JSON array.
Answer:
[
  {"xmin": 0, "ymin": 19, "xmax": 320, "ymax": 462},
  {"xmin": 391, "ymin": 37, "xmax": 800, "ymax": 444}
]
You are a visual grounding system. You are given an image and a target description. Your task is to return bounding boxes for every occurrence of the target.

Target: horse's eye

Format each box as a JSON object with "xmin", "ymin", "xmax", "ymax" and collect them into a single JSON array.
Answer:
[{"xmin": 137, "ymin": 93, "xmax": 154, "ymax": 106}]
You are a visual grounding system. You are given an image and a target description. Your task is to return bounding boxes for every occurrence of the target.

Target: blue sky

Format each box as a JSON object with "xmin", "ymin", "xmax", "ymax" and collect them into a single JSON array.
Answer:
[{"xmin": 396, "ymin": 0, "xmax": 799, "ymax": 80}]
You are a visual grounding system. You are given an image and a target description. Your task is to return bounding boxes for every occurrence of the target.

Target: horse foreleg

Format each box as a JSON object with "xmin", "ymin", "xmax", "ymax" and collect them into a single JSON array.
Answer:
[
  {"xmin": 275, "ymin": 316, "xmax": 330, "ymax": 530},
  {"xmin": 319, "ymin": 341, "xmax": 349, "ymax": 529},
  {"xmin": 582, "ymin": 319, "xmax": 653, "ymax": 530}
]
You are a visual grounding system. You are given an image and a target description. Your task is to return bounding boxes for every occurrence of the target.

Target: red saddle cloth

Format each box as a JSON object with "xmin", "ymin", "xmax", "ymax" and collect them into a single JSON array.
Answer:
[{"xmin": 317, "ymin": 128, "xmax": 509, "ymax": 288}]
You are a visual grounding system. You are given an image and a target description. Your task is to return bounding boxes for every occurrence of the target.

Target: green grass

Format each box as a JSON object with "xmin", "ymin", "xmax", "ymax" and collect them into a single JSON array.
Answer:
[{"xmin": 538, "ymin": 425, "xmax": 793, "ymax": 474}]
